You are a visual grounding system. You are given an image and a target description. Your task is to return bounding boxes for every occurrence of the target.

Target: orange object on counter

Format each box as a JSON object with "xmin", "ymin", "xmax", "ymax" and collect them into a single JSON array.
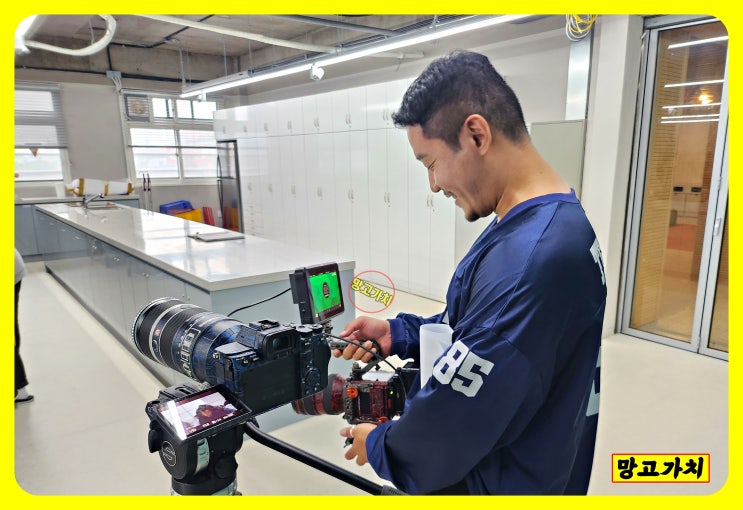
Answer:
[{"xmin": 174, "ymin": 209, "xmax": 204, "ymax": 223}]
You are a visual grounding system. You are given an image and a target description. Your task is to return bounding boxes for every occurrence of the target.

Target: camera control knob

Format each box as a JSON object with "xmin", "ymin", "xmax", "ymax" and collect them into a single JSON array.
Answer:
[
  {"xmin": 214, "ymin": 455, "xmax": 238, "ymax": 479},
  {"xmin": 303, "ymin": 367, "xmax": 321, "ymax": 391},
  {"xmin": 147, "ymin": 429, "xmax": 161, "ymax": 453}
]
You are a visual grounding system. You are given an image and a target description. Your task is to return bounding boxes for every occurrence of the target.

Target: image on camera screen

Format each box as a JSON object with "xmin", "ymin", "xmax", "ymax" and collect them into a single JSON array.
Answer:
[
  {"xmin": 308, "ymin": 268, "xmax": 342, "ymax": 319},
  {"xmin": 155, "ymin": 387, "xmax": 246, "ymax": 441}
]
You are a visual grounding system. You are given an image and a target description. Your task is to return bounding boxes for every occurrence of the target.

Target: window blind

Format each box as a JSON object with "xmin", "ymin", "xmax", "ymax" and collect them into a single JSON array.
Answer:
[{"xmin": 14, "ymin": 82, "xmax": 68, "ymax": 148}]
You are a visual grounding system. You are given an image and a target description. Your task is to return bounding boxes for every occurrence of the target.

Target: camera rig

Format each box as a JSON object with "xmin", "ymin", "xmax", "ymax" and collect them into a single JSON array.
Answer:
[{"xmin": 134, "ymin": 263, "xmax": 408, "ymax": 495}]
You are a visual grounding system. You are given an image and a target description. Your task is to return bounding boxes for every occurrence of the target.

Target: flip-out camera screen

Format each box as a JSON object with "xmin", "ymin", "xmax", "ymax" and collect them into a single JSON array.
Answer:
[
  {"xmin": 291, "ymin": 262, "xmax": 344, "ymax": 324},
  {"xmin": 153, "ymin": 385, "xmax": 249, "ymax": 442}
]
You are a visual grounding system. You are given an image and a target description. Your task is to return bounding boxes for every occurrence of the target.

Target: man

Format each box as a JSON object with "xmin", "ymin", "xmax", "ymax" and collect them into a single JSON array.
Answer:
[{"xmin": 335, "ymin": 50, "xmax": 606, "ymax": 495}]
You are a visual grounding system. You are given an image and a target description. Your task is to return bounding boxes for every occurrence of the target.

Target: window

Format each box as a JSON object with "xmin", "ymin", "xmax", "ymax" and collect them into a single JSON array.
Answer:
[
  {"xmin": 123, "ymin": 92, "xmax": 220, "ymax": 181},
  {"xmin": 14, "ymin": 83, "xmax": 69, "ymax": 182}
]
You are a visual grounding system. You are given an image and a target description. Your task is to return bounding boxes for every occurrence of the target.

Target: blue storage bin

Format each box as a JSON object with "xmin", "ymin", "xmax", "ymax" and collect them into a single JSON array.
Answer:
[{"xmin": 159, "ymin": 200, "xmax": 194, "ymax": 215}]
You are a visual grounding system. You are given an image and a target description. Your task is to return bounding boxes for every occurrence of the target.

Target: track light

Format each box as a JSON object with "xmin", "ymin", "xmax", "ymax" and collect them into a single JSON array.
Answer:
[{"xmin": 310, "ymin": 63, "xmax": 325, "ymax": 81}]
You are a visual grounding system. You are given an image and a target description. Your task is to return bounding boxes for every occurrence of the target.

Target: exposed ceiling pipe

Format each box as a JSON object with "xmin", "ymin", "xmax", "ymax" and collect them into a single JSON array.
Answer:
[
  {"xmin": 20, "ymin": 15, "xmax": 117, "ymax": 56},
  {"xmin": 137, "ymin": 14, "xmax": 422, "ymax": 60},
  {"xmin": 138, "ymin": 14, "xmax": 336, "ymax": 53},
  {"xmin": 268, "ymin": 15, "xmax": 399, "ymax": 37}
]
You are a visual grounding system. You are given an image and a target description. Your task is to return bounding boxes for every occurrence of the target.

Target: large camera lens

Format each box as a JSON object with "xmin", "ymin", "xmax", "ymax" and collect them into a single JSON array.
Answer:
[
  {"xmin": 132, "ymin": 297, "xmax": 246, "ymax": 384},
  {"xmin": 291, "ymin": 374, "xmax": 346, "ymax": 416}
]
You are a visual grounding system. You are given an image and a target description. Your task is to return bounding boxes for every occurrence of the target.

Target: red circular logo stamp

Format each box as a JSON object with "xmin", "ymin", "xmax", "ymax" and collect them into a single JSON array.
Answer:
[{"xmin": 347, "ymin": 270, "xmax": 396, "ymax": 314}]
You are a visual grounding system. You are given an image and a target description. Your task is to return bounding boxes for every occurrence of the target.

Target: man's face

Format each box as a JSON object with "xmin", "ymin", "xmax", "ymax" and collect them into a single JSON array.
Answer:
[{"xmin": 406, "ymin": 124, "xmax": 488, "ymax": 222}]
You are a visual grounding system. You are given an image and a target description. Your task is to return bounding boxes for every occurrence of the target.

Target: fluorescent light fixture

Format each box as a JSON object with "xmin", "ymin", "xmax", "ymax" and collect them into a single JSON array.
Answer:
[
  {"xmin": 317, "ymin": 15, "xmax": 529, "ymax": 67},
  {"xmin": 664, "ymin": 79, "xmax": 724, "ymax": 88},
  {"xmin": 661, "ymin": 113, "xmax": 719, "ymax": 120},
  {"xmin": 662, "ymin": 102, "xmax": 721, "ymax": 110},
  {"xmin": 661, "ymin": 118, "xmax": 719, "ymax": 124},
  {"xmin": 668, "ymin": 36, "xmax": 728, "ymax": 49},
  {"xmin": 181, "ymin": 63, "xmax": 313, "ymax": 97},
  {"xmin": 181, "ymin": 14, "xmax": 529, "ymax": 98}
]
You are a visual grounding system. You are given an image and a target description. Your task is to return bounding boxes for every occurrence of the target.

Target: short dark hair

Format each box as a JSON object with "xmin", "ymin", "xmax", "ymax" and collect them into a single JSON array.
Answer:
[{"xmin": 392, "ymin": 50, "xmax": 528, "ymax": 149}]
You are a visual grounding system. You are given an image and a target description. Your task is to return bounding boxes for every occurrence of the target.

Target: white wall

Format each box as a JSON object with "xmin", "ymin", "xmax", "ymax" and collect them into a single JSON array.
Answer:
[{"xmin": 581, "ymin": 15, "xmax": 645, "ymax": 337}]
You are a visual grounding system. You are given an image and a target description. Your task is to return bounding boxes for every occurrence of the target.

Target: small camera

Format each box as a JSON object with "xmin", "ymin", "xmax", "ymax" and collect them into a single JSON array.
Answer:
[{"xmin": 310, "ymin": 63, "xmax": 325, "ymax": 81}]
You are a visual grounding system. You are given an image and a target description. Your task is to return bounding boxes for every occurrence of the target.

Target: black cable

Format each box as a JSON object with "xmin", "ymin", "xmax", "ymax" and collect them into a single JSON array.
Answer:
[
  {"xmin": 226, "ymin": 287, "xmax": 291, "ymax": 317},
  {"xmin": 326, "ymin": 334, "xmax": 399, "ymax": 374}
]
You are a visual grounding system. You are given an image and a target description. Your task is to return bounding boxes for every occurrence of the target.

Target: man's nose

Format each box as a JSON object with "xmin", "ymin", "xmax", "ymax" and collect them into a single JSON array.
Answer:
[{"xmin": 428, "ymin": 171, "xmax": 441, "ymax": 193}]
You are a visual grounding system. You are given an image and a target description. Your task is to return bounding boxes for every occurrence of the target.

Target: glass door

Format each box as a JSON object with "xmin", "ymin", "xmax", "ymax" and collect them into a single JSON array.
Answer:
[{"xmin": 622, "ymin": 17, "xmax": 728, "ymax": 359}]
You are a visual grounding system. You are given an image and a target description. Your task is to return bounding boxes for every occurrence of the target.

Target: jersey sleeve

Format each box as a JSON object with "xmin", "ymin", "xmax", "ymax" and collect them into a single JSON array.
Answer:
[
  {"xmin": 387, "ymin": 311, "xmax": 446, "ymax": 360},
  {"xmin": 366, "ymin": 325, "xmax": 544, "ymax": 494}
]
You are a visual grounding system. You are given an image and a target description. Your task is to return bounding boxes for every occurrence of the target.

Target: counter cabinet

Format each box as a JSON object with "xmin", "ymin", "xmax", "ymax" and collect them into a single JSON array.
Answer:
[{"xmin": 15, "ymin": 196, "xmax": 140, "ymax": 260}]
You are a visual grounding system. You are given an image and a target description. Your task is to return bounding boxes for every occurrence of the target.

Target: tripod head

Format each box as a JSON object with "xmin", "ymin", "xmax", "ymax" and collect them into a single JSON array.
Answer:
[{"xmin": 146, "ymin": 384, "xmax": 250, "ymax": 495}]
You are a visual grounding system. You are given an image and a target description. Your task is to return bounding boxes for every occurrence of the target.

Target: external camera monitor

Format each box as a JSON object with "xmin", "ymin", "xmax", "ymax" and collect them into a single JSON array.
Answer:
[
  {"xmin": 150, "ymin": 385, "xmax": 250, "ymax": 443},
  {"xmin": 290, "ymin": 262, "xmax": 344, "ymax": 325}
]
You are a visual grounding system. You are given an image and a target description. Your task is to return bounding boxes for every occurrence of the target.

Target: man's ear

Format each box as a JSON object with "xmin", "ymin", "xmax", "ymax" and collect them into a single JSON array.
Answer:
[{"xmin": 462, "ymin": 114, "xmax": 492, "ymax": 153}]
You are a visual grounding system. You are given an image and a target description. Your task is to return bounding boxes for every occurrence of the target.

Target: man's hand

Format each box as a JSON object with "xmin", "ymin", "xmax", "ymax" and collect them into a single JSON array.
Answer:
[
  {"xmin": 334, "ymin": 316, "xmax": 392, "ymax": 363},
  {"xmin": 340, "ymin": 423, "xmax": 377, "ymax": 465}
]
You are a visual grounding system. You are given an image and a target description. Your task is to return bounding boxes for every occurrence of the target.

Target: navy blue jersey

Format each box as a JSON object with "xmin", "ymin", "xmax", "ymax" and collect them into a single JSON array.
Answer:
[{"xmin": 366, "ymin": 191, "xmax": 606, "ymax": 495}]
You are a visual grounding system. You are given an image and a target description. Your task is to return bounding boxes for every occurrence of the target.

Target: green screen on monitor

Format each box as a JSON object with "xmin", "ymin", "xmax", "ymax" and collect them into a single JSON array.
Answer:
[{"xmin": 308, "ymin": 269, "xmax": 342, "ymax": 320}]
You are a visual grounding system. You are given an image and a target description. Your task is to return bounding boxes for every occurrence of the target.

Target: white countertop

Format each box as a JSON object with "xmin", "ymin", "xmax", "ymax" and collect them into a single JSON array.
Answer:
[
  {"xmin": 16, "ymin": 195, "xmax": 140, "ymax": 205},
  {"xmin": 36, "ymin": 203, "xmax": 353, "ymax": 292}
]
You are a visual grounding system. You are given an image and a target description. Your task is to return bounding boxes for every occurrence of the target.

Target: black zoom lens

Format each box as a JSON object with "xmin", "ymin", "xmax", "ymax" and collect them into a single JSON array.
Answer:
[
  {"xmin": 132, "ymin": 297, "xmax": 246, "ymax": 384},
  {"xmin": 291, "ymin": 374, "xmax": 346, "ymax": 416}
]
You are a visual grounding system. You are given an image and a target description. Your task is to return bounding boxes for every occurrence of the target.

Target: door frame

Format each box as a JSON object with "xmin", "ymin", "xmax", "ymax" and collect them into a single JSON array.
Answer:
[{"xmin": 619, "ymin": 16, "xmax": 729, "ymax": 360}]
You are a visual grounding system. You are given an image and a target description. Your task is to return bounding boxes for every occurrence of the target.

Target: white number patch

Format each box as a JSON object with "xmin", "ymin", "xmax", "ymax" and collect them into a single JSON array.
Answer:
[{"xmin": 432, "ymin": 340, "xmax": 494, "ymax": 397}]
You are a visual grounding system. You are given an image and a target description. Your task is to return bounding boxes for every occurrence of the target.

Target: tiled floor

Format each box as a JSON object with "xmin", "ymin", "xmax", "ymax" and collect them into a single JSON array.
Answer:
[{"xmin": 14, "ymin": 263, "xmax": 728, "ymax": 495}]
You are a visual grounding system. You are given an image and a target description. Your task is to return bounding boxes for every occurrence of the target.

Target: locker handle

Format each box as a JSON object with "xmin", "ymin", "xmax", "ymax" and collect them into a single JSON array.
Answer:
[{"xmin": 714, "ymin": 217, "xmax": 723, "ymax": 236}]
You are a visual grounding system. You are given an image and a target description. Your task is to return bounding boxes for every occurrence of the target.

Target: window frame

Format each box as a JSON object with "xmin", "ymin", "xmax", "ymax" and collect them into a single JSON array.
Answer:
[{"xmin": 121, "ymin": 91, "xmax": 222, "ymax": 186}]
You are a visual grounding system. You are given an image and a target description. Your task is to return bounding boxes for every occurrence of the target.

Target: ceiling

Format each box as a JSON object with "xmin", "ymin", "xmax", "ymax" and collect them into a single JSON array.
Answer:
[
  {"xmin": 16, "ymin": 14, "xmax": 567, "ymax": 95},
  {"xmin": 23, "ymin": 15, "xmax": 443, "ymax": 58}
]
